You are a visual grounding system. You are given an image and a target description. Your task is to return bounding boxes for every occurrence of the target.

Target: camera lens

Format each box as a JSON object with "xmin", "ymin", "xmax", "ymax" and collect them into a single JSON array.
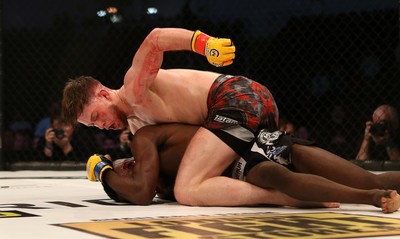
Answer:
[
  {"xmin": 370, "ymin": 121, "xmax": 388, "ymax": 137},
  {"xmin": 128, "ymin": 132, "xmax": 134, "ymax": 141},
  {"xmin": 54, "ymin": 128, "xmax": 65, "ymax": 139}
]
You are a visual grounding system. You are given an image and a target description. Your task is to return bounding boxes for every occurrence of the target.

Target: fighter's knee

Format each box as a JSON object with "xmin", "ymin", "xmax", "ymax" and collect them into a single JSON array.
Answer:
[
  {"xmin": 253, "ymin": 162, "xmax": 294, "ymax": 188},
  {"xmin": 174, "ymin": 184, "xmax": 198, "ymax": 206}
]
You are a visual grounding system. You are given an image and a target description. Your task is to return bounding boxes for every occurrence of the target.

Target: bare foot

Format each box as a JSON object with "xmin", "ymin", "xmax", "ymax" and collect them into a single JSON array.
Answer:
[{"xmin": 381, "ymin": 190, "xmax": 400, "ymax": 214}]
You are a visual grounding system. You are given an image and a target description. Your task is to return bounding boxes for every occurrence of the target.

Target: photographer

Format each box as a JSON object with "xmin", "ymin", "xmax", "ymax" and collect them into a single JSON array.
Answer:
[
  {"xmin": 116, "ymin": 128, "xmax": 133, "ymax": 158},
  {"xmin": 94, "ymin": 128, "xmax": 133, "ymax": 159},
  {"xmin": 356, "ymin": 104, "xmax": 400, "ymax": 161},
  {"xmin": 39, "ymin": 114, "xmax": 84, "ymax": 161}
]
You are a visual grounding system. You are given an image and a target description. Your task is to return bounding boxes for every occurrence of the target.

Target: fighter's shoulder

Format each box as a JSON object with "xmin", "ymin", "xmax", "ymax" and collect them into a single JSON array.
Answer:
[
  {"xmin": 133, "ymin": 125, "xmax": 159, "ymax": 138},
  {"xmin": 134, "ymin": 123, "xmax": 196, "ymax": 140},
  {"xmin": 133, "ymin": 124, "xmax": 174, "ymax": 142},
  {"xmin": 136, "ymin": 123, "xmax": 186, "ymax": 133}
]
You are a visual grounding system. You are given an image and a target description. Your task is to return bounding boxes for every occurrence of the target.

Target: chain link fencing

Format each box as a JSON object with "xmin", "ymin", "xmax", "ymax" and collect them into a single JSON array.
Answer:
[{"xmin": 1, "ymin": 0, "xmax": 399, "ymax": 169}]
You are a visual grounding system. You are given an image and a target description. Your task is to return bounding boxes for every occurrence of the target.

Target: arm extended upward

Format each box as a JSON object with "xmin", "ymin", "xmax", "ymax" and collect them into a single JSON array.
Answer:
[{"xmin": 123, "ymin": 28, "xmax": 194, "ymax": 103}]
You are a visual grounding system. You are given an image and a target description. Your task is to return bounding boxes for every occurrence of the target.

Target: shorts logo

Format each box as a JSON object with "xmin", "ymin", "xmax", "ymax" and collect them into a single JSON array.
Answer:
[
  {"xmin": 232, "ymin": 158, "xmax": 246, "ymax": 180},
  {"xmin": 270, "ymin": 146, "xmax": 287, "ymax": 156},
  {"xmin": 257, "ymin": 130, "xmax": 282, "ymax": 145},
  {"xmin": 266, "ymin": 146, "xmax": 289, "ymax": 165},
  {"xmin": 214, "ymin": 115, "xmax": 238, "ymax": 124}
]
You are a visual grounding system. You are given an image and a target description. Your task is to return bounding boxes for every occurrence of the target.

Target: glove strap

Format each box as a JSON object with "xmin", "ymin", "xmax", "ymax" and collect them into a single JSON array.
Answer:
[
  {"xmin": 94, "ymin": 161, "xmax": 112, "ymax": 183},
  {"xmin": 191, "ymin": 30, "xmax": 210, "ymax": 55}
]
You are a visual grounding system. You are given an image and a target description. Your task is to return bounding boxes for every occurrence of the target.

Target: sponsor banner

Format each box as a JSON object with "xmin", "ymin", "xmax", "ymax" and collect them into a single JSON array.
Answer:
[{"xmin": 57, "ymin": 212, "xmax": 400, "ymax": 239}]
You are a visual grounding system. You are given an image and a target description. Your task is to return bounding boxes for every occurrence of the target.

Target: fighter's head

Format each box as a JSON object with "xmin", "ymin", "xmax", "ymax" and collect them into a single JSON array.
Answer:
[
  {"xmin": 101, "ymin": 157, "xmax": 136, "ymax": 202},
  {"xmin": 62, "ymin": 76, "xmax": 98, "ymax": 126},
  {"xmin": 101, "ymin": 157, "xmax": 176, "ymax": 202},
  {"xmin": 62, "ymin": 76, "xmax": 127, "ymax": 130}
]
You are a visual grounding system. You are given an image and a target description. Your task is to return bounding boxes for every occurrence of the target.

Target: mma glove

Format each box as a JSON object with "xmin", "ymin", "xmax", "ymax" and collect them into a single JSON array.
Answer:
[
  {"xmin": 191, "ymin": 30, "xmax": 236, "ymax": 67},
  {"xmin": 86, "ymin": 154, "xmax": 112, "ymax": 183}
]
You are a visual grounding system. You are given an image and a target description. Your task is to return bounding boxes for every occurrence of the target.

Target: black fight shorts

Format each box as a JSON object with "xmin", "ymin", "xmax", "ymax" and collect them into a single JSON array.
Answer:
[{"xmin": 227, "ymin": 129, "xmax": 314, "ymax": 180}]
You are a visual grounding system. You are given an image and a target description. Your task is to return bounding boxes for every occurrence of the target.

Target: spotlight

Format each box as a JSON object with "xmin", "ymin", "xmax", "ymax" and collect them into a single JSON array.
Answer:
[
  {"xmin": 147, "ymin": 7, "xmax": 158, "ymax": 15},
  {"xmin": 97, "ymin": 10, "xmax": 107, "ymax": 17}
]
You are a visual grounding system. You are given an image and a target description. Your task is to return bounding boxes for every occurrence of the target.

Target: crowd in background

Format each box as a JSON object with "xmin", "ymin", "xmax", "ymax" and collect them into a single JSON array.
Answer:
[
  {"xmin": 2, "ymin": 101, "xmax": 132, "ymax": 165},
  {"xmin": 278, "ymin": 104, "xmax": 400, "ymax": 162},
  {"xmin": 2, "ymin": 99, "xmax": 399, "ymax": 166},
  {"xmin": 1, "ymin": 7, "xmax": 399, "ymax": 168}
]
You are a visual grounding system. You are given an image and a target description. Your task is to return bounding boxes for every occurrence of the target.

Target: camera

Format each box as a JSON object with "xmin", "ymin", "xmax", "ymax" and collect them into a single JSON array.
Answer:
[
  {"xmin": 369, "ymin": 121, "xmax": 388, "ymax": 137},
  {"xmin": 128, "ymin": 132, "xmax": 134, "ymax": 141},
  {"xmin": 54, "ymin": 128, "xmax": 65, "ymax": 139}
]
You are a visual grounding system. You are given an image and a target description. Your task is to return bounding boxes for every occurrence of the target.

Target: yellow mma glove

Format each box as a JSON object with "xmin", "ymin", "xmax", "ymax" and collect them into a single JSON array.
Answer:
[
  {"xmin": 86, "ymin": 154, "xmax": 112, "ymax": 182},
  {"xmin": 191, "ymin": 30, "xmax": 235, "ymax": 67}
]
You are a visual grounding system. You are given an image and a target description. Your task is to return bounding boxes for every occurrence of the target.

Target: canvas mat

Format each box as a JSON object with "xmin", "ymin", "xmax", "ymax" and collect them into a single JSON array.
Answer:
[{"xmin": 2, "ymin": 170, "xmax": 400, "ymax": 239}]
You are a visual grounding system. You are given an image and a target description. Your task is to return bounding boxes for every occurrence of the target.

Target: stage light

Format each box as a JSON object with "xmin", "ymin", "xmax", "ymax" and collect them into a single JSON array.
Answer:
[
  {"xmin": 97, "ymin": 10, "xmax": 107, "ymax": 17},
  {"xmin": 147, "ymin": 7, "xmax": 158, "ymax": 15}
]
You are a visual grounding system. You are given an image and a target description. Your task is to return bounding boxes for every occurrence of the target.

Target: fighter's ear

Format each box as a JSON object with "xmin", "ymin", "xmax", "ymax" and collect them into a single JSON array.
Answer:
[{"xmin": 98, "ymin": 89, "xmax": 111, "ymax": 100}]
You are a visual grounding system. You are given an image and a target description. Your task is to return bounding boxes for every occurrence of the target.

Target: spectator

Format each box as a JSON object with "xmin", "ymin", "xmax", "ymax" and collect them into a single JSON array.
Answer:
[
  {"xmin": 94, "ymin": 132, "xmax": 107, "ymax": 151},
  {"xmin": 9, "ymin": 110, "xmax": 32, "ymax": 133},
  {"xmin": 37, "ymin": 114, "xmax": 87, "ymax": 161},
  {"xmin": 33, "ymin": 101, "xmax": 61, "ymax": 149},
  {"xmin": 279, "ymin": 116, "xmax": 295, "ymax": 135},
  {"xmin": 95, "ymin": 129, "xmax": 132, "ymax": 159},
  {"xmin": 279, "ymin": 116, "xmax": 310, "ymax": 140},
  {"xmin": 13, "ymin": 130, "xmax": 33, "ymax": 151},
  {"xmin": 1, "ymin": 128, "xmax": 33, "ymax": 162},
  {"xmin": 5, "ymin": 110, "xmax": 34, "ymax": 161},
  {"xmin": 356, "ymin": 104, "xmax": 400, "ymax": 161},
  {"xmin": 117, "ymin": 128, "xmax": 133, "ymax": 158},
  {"xmin": 312, "ymin": 103, "xmax": 358, "ymax": 159}
]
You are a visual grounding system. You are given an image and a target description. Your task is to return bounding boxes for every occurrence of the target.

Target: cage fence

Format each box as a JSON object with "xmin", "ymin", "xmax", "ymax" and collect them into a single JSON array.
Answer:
[{"xmin": 1, "ymin": 1, "xmax": 399, "ymax": 169}]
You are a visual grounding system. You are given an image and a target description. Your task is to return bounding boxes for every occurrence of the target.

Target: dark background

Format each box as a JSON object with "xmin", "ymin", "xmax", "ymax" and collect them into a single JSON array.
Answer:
[{"xmin": 1, "ymin": 0, "xmax": 399, "ymax": 168}]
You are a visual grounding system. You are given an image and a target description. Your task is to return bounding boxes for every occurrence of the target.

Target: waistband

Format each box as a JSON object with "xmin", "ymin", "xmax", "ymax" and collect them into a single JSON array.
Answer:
[{"xmin": 214, "ymin": 74, "xmax": 235, "ymax": 84}]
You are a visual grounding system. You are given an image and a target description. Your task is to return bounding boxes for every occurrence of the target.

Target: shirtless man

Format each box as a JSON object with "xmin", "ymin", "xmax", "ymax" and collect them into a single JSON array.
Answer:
[
  {"xmin": 62, "ymin": 28, "xmax": 399, "ymax": 210},
  {"xmin": 356, "ymin": 104, "xmax": 400, "ymax": 161},
  {"xmin": 62, "ymin": 28, "xmax": 279, "ymax": 206},
  {"xmin": 87, "ymin": 124, "xmax": 400, "ymax": 213}
]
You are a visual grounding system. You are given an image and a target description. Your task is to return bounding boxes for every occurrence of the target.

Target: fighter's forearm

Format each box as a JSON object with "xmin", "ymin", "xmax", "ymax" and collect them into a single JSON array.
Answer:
[
  {"xmin": 124, "ymin": 28, "xmax": 194, "ymax": 94},
  {"xmin": 149, "ymin": 28, "xmax": 193, "ymax": 52},
  {"xmin": 109, "ymin": 131, "xmax": 162, "ymax": 205},
  {"xmin": 104, "ymin": 170, "xmax": 157, "ymax": 205}
]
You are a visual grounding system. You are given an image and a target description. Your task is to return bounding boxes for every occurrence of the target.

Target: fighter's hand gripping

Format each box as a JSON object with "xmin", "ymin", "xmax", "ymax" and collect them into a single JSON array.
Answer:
[
  {"xmin": 191, "ymin": 30, "xmax": 235, "ymax": 67},
  {"xmin": 86, "ymin": 154, "xmax": 112, "ymax": 182}
]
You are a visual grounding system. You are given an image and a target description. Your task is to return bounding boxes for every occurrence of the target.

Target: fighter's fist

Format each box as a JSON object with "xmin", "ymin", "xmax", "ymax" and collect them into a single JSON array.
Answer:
[
  {"xmin": 191, "ymin": 30, "xmax": 235, "ymax": 67},
  {"xmin": 86, "ymin": 154, "xmax": 112, "ymax": 182}
]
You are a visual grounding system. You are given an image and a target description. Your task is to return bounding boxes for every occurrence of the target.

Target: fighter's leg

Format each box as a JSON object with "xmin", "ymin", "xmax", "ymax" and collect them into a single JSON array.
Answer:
[
  {"xmin": 173, "ymin": 127, "xmax": 322, "ymax": 207},
  {"xmin": 174, "ymin": 127, "xmax": 260, "ymax": 206},
  {"xmin": 245, "ymin": 160, "xmax": 400, "ymax": 213},
  {"xmin": 291, "ymin": 144, "xmax": 400, "ymax": 191}
]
